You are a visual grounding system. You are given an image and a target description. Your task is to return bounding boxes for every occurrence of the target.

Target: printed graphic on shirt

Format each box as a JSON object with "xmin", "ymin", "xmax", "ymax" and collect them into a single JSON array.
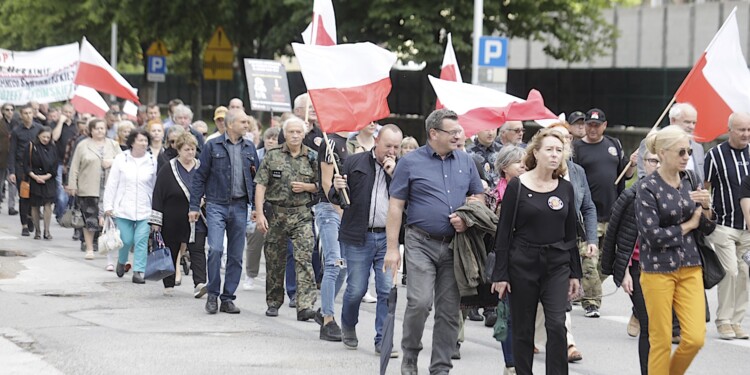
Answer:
[{"xmin": 548, "ymin": 196, "xmax": 564, "ymax": 210}]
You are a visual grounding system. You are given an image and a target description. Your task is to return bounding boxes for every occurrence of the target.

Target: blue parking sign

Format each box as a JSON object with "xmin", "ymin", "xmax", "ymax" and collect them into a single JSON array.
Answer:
[
  {"xmin": 147, "ymin": 56, "xmax": 166, "ymax": 74},
  {"xmin": 478, "ymin": 37, "xmax": 508, "ymax": 68}
]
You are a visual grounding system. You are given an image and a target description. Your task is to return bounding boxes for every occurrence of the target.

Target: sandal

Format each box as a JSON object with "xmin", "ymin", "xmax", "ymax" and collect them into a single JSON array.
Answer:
[{"xmin": 567, "ymin": 345, "xmax": 583, "ymax": 362}]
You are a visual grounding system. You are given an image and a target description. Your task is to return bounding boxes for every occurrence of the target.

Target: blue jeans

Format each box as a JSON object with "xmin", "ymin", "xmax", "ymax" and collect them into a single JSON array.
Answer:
[
  {"xmin": 340, "ymin": 232, "xmax": 391, "ymax": 345},
  {"xmin": 114, "ymin": 218, "xmax": 149, "ymax": 272},
  {"xmin": 206, "ymin": 201, "xmax": 247, "ymax": 302},
  {"xmin": 316, "ymin": 202, "xmax": 345, "ymax": 317},
  {"xmin": 286, "ymin": 239, "xmax": 296, "ymax": 298},
  {"xmin": 54, "ymin": 164, "xmax": 68, "ymax": 219}
]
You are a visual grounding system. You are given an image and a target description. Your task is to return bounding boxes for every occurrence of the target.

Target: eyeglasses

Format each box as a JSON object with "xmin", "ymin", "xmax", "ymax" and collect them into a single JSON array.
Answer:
[
  {"xmin": 434, "ymin": 128, "xmax": 463, "ymax": 137},
  {"xmin": 2, "ymin": 108, "xmax": 13, "ymax": 112},
  {"xmin": 672, "ymin": 148, "xmax": 693, "ymax": 157},
  {"xmin": 645, "ymin": 158, "xmax": 661, "ymax": 166},
  {"xmin": 507, "ymin": 128, "xmax": 524, "ymax": 134}
]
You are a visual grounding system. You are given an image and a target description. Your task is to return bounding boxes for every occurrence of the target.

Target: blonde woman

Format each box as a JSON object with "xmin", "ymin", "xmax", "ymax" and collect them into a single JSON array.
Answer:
[
  {"xmin": 400, "ymin": 136, "xmax": 419, "ymax": 157},
  {"xmin": 635, "ymin": 125, "xmax": 713, "ymax": 374}
]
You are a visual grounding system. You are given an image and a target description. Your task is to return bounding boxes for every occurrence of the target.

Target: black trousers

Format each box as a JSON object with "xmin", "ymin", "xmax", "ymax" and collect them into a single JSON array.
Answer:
[
  {"xmin": 629, "ymin": 262, "xmax": 650, "ymax": 375},
  {"xmin": 188, "ymin": 231, "xmax": 207, "ymax": 286},
  {"xmin": 509, "ymin": 243, "xmax": 570, "ymax": 375},
  {"xmin": 162, "ymin": 236, "xmax": 181, "ymax": 289}
]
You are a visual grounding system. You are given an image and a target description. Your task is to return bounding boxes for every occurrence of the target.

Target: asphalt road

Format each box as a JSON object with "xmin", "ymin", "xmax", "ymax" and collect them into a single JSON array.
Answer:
[{"xmin": 1, "ymin": 207, "xmax": 749, "ymax": 374}]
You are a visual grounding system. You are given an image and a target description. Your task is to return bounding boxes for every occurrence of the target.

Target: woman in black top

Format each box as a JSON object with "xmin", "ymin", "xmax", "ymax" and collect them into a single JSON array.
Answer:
[
  {"xmin": 24, "ymin": 126, "xmax": 58, "ymax": 240},
  {"xmin": 150, "ymin": 132, "xmax": 207, "ymax": 297},
  {"xmin": 491, "ymin": 128, "xmax": 582, "ymax": 375}
]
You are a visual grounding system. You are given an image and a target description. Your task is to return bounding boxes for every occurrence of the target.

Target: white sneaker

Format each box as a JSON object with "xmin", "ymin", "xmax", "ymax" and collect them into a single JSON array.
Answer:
[
  {"xmin": 362, "ymin": 292, "xmax": 377, "ymax": 303},
  {"xmin": 243, "ymin": 277, "xmax": 255, "ymax": 291}
]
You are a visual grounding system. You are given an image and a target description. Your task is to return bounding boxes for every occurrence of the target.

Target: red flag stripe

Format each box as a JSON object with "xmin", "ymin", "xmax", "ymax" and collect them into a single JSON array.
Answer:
[
  {"xmin": 308, "ymin": 77, "xmax": 392, "ymax": 133},
  {"xmin": 75, "ymin": 62, "xmax": 140, "ymax": 104}
]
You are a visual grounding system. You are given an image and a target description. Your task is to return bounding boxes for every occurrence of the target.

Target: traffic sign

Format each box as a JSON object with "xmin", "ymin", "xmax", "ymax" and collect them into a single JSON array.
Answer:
[
  {"xmin": 478, "ymin": 36, "xmax": 508, "ymax": 68},
  {"xmin": 146, "ymin": 40, "xmax": 169, "ymax": 56},
  {"xmin": 204, "ymin": 27, "xmax": 234, "ymax": 80},
  {"xmin": 147, "ymin": 56, "xmax": 166, "ymax": 82}
]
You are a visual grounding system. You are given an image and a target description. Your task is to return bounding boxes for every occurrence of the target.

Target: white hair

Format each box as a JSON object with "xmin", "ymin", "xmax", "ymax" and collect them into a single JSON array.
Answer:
[
  {"xmin": 293, "ymin": 93, "xmax": 310, "ymax": 110},
  {"xmin": 172, "ymin": 104, "xmax": 193, "ymax": 120},
  {"xmin": 668, "ymin": 103, "xmax": 697, "ymax": 122},
  {"xmin": 282, "ymin": 116, "xmax": 308, "ymax": 133}
]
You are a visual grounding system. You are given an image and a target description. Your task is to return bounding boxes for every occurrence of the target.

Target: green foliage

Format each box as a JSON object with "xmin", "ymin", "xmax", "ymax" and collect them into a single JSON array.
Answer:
[{"xmin": 0, "ymin": 0, "xmax": 622, "ymax": 77}]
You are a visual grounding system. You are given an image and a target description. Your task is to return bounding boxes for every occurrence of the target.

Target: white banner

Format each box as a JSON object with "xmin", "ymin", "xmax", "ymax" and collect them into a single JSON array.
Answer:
[{"xmin": 0, "ymin": 43, "xmax": 79, "ymax": 105}]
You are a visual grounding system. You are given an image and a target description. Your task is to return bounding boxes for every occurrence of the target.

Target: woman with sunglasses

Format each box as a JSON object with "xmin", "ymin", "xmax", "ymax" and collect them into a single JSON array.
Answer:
[
  {"xmin": 635, "ymin": 125, "xmax": 714, "ymax": 375},
  {"xmin": 602, "ymin": 149, "xmax": 660, "ymax": 374}
]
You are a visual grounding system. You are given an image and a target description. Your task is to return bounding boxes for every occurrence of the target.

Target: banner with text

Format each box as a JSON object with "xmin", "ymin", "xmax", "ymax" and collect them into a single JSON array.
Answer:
[
  {"xmin": 243, "ymin": 59, "xmax": 292, "ymax": 113},
  {"xmin": 0, "ymin": 43, "xmax": 79, "ymax": 105}
]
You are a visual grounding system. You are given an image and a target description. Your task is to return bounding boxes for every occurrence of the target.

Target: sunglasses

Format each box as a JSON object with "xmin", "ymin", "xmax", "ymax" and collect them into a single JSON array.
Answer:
[
  {"xmin": 673, "ymin": 148, "xmax": 693, "ymax": 157},
  {"xmin": 645, "ymin": 158, "xmax": 661, "ymax": 166}
]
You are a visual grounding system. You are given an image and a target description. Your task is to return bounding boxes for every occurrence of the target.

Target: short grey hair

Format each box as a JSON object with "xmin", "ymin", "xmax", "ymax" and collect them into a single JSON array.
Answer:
[
  {"xmin": 425, "ymin": 109, "xmax": 458, "ymax": 133},
  {"xmin": 669, "ymin": 103, "xmax": 697, "ymax": 122},
  {"xmin": 172, "ymin": 104, "xmax": 193, "ymax": 120},
  {"xmin": 282, "ymin": 116, "xmax": 308, "ymax": 133},
  {"xmin": 225, "ymin": 109, "xmax": 245, "ymax": 127},
  {"xmin": 494, "ymin": 145, "xmax": 526, "ymax": 178},
  {"xmin": 294, "ymin": 93, "xmax": 310, "ymax": 110}
]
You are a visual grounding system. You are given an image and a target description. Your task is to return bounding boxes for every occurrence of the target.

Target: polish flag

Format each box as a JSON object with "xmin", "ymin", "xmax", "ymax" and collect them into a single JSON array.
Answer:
[
  {"xmin": 675, "ymin": 7, "xmax": 750, "ymax": 142},
  {"xmin": 74, "ymin": 38, "xmax": 140, "ymax": 105},
  {"xmin": 292, "ymin": 42, "xmax": 396, "ymax": 133},
  {"xmin": 70, "ymin": 85, "xmax": 109, "ymax": 118},
  {"xmin": 429, "ymin": 76, "xmax": 558, "ymax": 137},
  {"xmin": 301, "ymin": 0, "xmax": 336, "ymax": 46},
  {"xmin": 122, "ymin": 100, "xmax": 139, "ymax": 121},
  {"xmin": 436, "ymin": 33, "xmax": 462, "ymax": 109}
]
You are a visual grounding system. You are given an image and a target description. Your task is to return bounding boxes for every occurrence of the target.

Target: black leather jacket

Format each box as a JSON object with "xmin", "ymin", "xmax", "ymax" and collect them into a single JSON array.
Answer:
[{"xmin": 601, "ymin": 186, "xmax": 638, "ymax": 286}]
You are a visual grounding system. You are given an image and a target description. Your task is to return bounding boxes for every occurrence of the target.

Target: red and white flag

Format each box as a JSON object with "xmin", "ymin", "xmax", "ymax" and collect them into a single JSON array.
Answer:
[
  {"xmin": 74, "ymin": 37, "xmax": 140, "ymax": 105},
  {"xmin": 70, "ymin": 85, "xmax": 109, "ymax": 118},
  {"xmin": 292, "ymin": 42, "xmax": 396, "ymax": 133},
  {"xmin": 429, "ymin": 76, "xmax": 557, "ymax": 137},
  {"xmin": 301, "ymin": 0, "xmax": 336, "ymax": 46},
  {"xmin": 436, "ymin": 33, "xmax": 462, "ymax": 109},
  {"xmin": 675, "ymin": 7, "xmax": 750, "ymax": 142}
]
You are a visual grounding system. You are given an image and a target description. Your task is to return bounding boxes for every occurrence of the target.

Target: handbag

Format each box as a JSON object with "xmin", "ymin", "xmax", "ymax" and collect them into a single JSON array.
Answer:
[
  {"xmin": 18, "ymin": 143, "xmax": 32, "ymax": 199},
  {"xmin": 145, "ymin": 232, "xmax": 175, "ymax": 281},
  {"xmin": 60, "ymin": 197, "xmax": 85, "ymax": 229},
  {"xmin": 484, "ymin": 181, "xmax": 521, "ymax": 283},
  {"xmin": 493, "ymin": 297, "xmax": 511, "ymax": 342},
  {"xmin": 685, "ymin": 170, "xmax": 725, "ymax": 289},
  {"xmin": 99, "ymin": 216, "xmax": 123, "ymax": 255}
]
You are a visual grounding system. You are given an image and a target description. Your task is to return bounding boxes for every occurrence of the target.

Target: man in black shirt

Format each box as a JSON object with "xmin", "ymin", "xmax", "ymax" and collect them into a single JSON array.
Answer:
[
  {"xmin": 278, "ymin": 93, "xmax": 324, "ymax": 149},
  {"xmin": 468, "ymin": 129, "xmax": 502, "ymax": 187},
  {"xmin": 9, "ymin": 104, "xmax": 43, "ymax": 236},
  {"xmin": 572, "ymin": 108, "xmax": 635, "ymax": 318},
  {"xmin": 52, "ymin": 104, "xmax": 78, "ymax": 220}
]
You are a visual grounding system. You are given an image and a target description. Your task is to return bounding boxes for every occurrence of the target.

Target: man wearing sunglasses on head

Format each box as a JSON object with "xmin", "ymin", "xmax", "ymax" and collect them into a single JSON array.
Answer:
[
  {"xmin": 637, "ymin": 103, "xmax": 704, "ymax": 182},
  {"xmin": 572, "ymin": 108, "xmax": 636, "ymax": 319}
]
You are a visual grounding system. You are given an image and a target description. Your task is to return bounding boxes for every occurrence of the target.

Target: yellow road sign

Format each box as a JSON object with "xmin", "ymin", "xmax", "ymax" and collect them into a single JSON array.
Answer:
[
  {"xmin": 204, "ymin": 27, "xmax": 234, "ymax": 80},
  {"xmin": 146, "ymin": 40, "xmax": 169, "ymax": 56}
]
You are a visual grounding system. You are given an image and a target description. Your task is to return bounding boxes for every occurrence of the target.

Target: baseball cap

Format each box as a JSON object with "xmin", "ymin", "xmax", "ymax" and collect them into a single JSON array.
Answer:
[
  {"xmin": 585, "ymin": 108, "xmax": 606, "ymax": 124},
  {"xmin": 568, "ymin": 111, "xmax": 585, "ymax": 124},
  {"xmin": 214, "ymin": 106, "xmax": 228, "ymax": 120}
]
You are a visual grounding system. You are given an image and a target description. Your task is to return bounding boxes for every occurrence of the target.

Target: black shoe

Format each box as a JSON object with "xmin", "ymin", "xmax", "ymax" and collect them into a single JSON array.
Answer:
[
  {"xmin": 72, "ymin": 231, "xmax": 80, "ymax": 241},
  {"xmin": 297, "ymin": 308, "xmax": 317, "ymax": 321},
  {"xmin": 8, "ymin": 208, "xmax": 18, "ymax": 216},
  {"xmin": 220, "ymin": 301, "xmax": 241, "ymax": 314},
  {"xmin": 205, "ymin": 295, "xmax": 218, "ymax": 314},
  {"xmin": 288, "ymin": 295, "xmax": 297, "ymax": 308},
  {"xmin": 584, "ymin": 306, "xmax": 600, "ymax": 318},
  {"xmin": 320, "ymin": 320, "xmax": 342, "ymax": 341},
  {"xmin": 313, "ymin": 308, "xmax": 324, "ymax": 326},
  {"xmin": 265, "ymin": 306, "xmax": 279, "ymax": 317},
  {"xmin": 451, "ymin": 342, "xmax": 461, "ymax": 360},
  {"xmin": 27, "ymin": 221, "xmax": 34, "ymax": 233},
  {"xmin": 375, "ymin": 342, "xmax": 399, "ymax": 358},
  {"xmin": 484, "ymin": 309, "xmax": 498, "ymax": 327},
  {"xmin": 401, "ymin": 357, "xmax": 418, "ymax": 375},
  {"xmin": 467, "ymin": 308, "xmax": 484, "ymax": 321},
  {"xmin": 342, "ymin": 326, "xmax": 358, "ymax": 349},
  {"xmin": 132, "ymin": 272, "xmax": 145, "ymax": 284},
  {"xmin": 21, "ymin": 228, "xmax": 29, "ymax": 237},
  {"xmin": 116, "ymin": 263, "xmax": 125, "ymax": 278}
]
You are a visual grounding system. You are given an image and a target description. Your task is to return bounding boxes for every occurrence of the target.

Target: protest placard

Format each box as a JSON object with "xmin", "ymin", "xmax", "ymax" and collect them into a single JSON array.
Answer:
[
  {"xmin": 0, "ymin": 43, "xmax": 79, "ymax": 104},
  {"xmin": 243, "ymin": 59, "xmax": 292, "ymax": 113}
]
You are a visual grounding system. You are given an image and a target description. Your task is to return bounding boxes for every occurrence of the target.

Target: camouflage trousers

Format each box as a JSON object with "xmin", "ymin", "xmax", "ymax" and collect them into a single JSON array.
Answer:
[
  {"xmin": 579, "ymin": 222, "xmax": 609, "ymax": 309},
  {"xmin": 264, "ymin": 208, "xmax": 316, "ymax": 311}
]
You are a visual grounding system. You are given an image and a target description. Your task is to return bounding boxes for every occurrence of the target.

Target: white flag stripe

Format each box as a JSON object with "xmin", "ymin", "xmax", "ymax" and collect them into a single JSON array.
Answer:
[
  {"xmin": 428, "ymin": 76, "xmax": 524, "ymax": 115},
  {"xmin": 292, "ymin": 43, "xmax": 396, "ymax": 89},
  {"xmin": 79, "ymin": 37, "xmax": 137, "ymax": 92},
  {"xmin": 703, "ymin": 8, "xmax": 750, "ymax": 114}
]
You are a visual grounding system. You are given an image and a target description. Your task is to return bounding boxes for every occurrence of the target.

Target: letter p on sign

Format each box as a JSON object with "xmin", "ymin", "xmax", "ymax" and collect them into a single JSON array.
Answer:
[{"xmin": 478, "ymin": 37, "xmax": 508, "ymax": 68}]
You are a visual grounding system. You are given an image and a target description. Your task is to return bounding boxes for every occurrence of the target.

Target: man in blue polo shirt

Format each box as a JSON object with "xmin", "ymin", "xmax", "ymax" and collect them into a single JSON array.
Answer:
[{"xmin": 384, "ymin": 109, "xmax": 484, "ymax": 375}]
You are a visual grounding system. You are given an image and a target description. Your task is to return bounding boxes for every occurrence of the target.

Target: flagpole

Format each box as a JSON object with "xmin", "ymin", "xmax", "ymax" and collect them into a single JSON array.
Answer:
[
  {"xmin": 614, "ymin": 96, "xmax": 676, "ymax": 185},
  {"xmin": 304, "ymin": 96, "xmax": 351, "ymax": 206}
]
